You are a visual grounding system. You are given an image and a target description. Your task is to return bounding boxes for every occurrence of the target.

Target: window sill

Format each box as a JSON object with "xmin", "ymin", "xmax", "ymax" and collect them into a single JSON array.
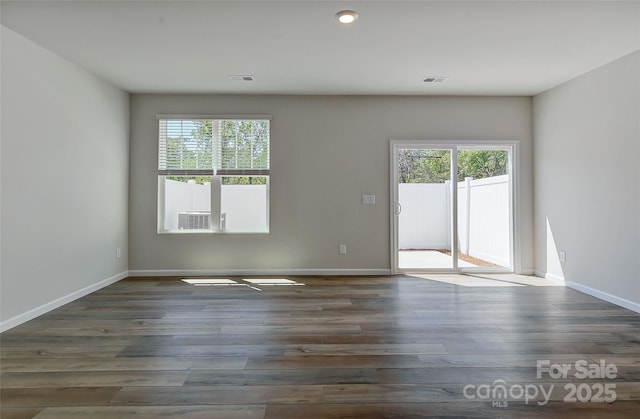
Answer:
[{"xmin": 158, "ymin": 229, "xmax": 269, "ymax": 235}]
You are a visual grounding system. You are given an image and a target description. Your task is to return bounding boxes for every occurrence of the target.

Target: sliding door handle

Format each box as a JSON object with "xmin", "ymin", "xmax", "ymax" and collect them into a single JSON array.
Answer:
[{"xmin": 395, "ymin": 202, "xmax": 402, "ymax": 215}]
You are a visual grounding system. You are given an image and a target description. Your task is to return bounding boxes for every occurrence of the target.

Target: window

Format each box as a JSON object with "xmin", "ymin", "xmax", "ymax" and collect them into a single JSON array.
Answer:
[{"xmin": 157, "ymin": 115, "xmax": 270, "ymax": 233}]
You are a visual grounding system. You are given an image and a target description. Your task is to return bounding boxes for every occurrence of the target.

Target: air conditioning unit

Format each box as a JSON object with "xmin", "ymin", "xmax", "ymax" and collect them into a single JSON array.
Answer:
[{"xmin": 178, "ymin": 212, "xmax": 210, "ymax": 230}]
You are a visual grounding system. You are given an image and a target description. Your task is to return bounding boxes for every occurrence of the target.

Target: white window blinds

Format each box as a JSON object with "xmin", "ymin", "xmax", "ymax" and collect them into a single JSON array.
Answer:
[{"xmin": 158, "ymin": 117, "xmax": 270, "ymax": 176}]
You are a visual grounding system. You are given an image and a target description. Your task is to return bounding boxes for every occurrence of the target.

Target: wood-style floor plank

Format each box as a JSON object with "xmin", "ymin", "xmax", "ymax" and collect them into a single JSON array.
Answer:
[
  {"xmin": 0, "ymin": 387, "xmax": 121, "ymax": 407},
  {"xmin": 0, "ymin": 346, "xmax": 127, "ymax": 359},
  {"xmin": 0, "ymin": 370, "xmax": 189, "ymax": 388},
  {"xmin": 264, "ymin": 402, "xmax": 496, "ymax": 418},
  {"xmin": 110, "ymin": 385, "xmax": 324, "ymax": 405},
  {"xmin": 491, "ymin": 401, "xmax": 640, "ymax": 418},
  {"xmin": 0, "ymin": 408, "xmax": 44, "ymax": 419},
  {"xmin": 184, "ymin": 368, "xmax": 378, "ymax": 386},
  {"xmin": 0, "ymin": 356, "xmax": 248, "ymax": 373},
  {"xmin": 244, "ymin": 354, "xmax": 425, "ymax": 370},
  {"xmin": 32, "ymin": 405, "xmax": 267, "ymax": 419},
  {"xmin": 283, "ymin": 343, "xmax": 447, "ymax": 356},
  {"xmin": 1, "ymin": 274, "xmax": 639, "ymax": 418}
]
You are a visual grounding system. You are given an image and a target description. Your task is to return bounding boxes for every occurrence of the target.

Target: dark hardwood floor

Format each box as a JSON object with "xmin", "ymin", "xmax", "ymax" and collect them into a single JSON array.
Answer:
[{"xmin": 1, "ymin": 275, "xmax": 639, "ymax": 418}]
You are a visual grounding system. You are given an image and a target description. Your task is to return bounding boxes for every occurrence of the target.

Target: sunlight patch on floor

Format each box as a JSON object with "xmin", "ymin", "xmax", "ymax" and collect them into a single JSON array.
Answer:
[
  {"xmin": 243, "ymin": 278, "xmax": 305, "ymax": 286},
  {"xmin": 181, "ymin": 278, "xmax": 241, "ymax": 286},
  {"xmin": 181, "ymin": 278, "xmax": 306, "ymax": 289},
  {"xmin": 411, "ymin": 273, "xmax": 564, "ymax": 287}
]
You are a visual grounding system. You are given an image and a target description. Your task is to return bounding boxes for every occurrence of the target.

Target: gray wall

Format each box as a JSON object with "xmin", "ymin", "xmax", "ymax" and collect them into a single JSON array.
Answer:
[
  {"xmin": 533, "ymin": 51, "xmax": 640, "ymax": 309},
  {"xmin": 0, "ymin": 26, "xmax": 130, "ymax": 329},
  {"xmin": 129, "ymin": 94, "xmax": 534, "ymax": 274}
]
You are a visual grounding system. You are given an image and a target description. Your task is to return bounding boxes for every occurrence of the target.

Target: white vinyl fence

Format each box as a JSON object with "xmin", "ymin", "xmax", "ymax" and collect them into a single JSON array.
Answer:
[
  {"xmin": 165, "ymin": 176, "xmax": 509, "ymax": 264},
  {"xmin": 399, "ymin": 175, "xmax": 510, "ymax": 266},
  {"xmin": 164, "ymin": 179, "xmax": 267, "ymax": 231}
]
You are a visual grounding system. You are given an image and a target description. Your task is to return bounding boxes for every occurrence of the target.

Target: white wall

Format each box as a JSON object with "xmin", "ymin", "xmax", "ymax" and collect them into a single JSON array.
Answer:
[
  {"xmin": 533, "ymin": 51, "xmax": 640, "ymax": 311},
  {"xmin": 0, "ymin": 26, "xmax": 130, "ymax": 330},
  {"xmin": 129, "ymin": 95, "xmax": 534, "ymax": 274}
]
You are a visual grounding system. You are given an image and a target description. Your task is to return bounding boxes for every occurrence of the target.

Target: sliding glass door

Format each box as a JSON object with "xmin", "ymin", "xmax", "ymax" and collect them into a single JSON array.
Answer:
[
  {"xmin": 391, "ymin": 141, "xmax": 514, "ymax": 273},
  {"xmin": 395, "ymin": 147, "xmax": 455, "ymax": 269}
]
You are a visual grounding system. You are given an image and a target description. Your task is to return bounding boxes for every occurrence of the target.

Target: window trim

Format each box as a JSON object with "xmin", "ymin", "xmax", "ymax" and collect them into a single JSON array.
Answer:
[{"xmin": 157, "ymin": 115, "xmax": 271, "ymax": 234}]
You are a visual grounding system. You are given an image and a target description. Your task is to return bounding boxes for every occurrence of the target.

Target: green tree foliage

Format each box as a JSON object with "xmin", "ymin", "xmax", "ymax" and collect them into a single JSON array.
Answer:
[
  {"xmin": 166, "ymin": 119, "xmax": 269, "ymax": 185},
  {"xmin": 399, "ymin": 149, "xmax": 450, "ymax": 184},
  {"xmin": 220, "ymin": 120, "xmax": 269, "ymax": 170},
  {"xmin": 220, "ymin": 120, "xmax": 269, "ymax": 185},
  {"xmin": 457, "ymin": 150, "xmax": 507, "ymax": 181},
  {"xmin": 399, "ymin": 149, "xmax": 507, "ymax": 184}
]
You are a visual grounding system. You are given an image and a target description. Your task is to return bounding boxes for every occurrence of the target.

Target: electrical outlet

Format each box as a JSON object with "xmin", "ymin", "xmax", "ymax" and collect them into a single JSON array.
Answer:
[
  {"xmin": 116, "ymin": 247, "xmax": 122, "ymax": 259},
  {"xmin": 559, "ymin": 251, "xmax": 566, "ymax": 263},
  {"xmin": 339, "ymin": 244, "xmax": 347, "ymax": 255}
]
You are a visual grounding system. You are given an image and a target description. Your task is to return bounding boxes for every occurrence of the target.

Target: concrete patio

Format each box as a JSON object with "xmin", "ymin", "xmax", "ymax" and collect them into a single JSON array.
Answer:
[{"xmin": 399, "ymin": 250, "xmax": 485, "ymax": 269}]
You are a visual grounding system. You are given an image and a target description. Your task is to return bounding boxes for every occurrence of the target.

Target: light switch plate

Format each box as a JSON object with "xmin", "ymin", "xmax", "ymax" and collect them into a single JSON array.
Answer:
[{"xmin": 362, "ymin": 195, "xmax": 376, "ymax": 204}]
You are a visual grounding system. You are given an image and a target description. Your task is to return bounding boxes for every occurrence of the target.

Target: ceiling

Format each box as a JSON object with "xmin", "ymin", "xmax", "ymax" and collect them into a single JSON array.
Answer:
[{"xmin": 1, "ymin": 0, "xmax": 639, "ymax": 96}]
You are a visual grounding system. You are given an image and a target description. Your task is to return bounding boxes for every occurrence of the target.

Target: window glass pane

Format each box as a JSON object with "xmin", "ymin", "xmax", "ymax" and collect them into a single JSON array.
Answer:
[
  {"xmin": 398, "ymin": 149, "xmax": 452, "ymax": 269},
  {"xmin": 162, "ymin": 176, "xmax": 211, "ymax": 230},
  {"xmin": 456, "ymin": 149, "xmax": 510, "ymax": 268},
  {"xmin": 456, "ymin": 149, "xmax": 507, "ymax": 181},
  {"xmin": 398, "ymin": 149, "xmax": 450, "ymax": 184},
  {"xmin": 159, "ymin": 120, "xmax": 213, "ymax": 170},
  {"xmin": 220, "ymin": 120, "xmax": 270, "ymax": 170},
  {"xmin": 220, "ymin": 176, "xmax": 268, "ymax": 232}
]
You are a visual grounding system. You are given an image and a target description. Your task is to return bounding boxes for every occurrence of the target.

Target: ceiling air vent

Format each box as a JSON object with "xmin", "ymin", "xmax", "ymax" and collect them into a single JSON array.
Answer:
[
  {"xmin": 230, "ymin": 75, "xmax": 255, "ymax": 82},
  {"xmin": 423, "ymin": 76, "xmax": 448, "ymax": 83}
]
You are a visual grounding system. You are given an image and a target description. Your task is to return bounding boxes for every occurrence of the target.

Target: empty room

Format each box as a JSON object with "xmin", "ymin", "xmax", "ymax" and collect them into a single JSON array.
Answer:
[{"xmin": 1, "ymin": 1, "xmax": 639, "ymax": 417}]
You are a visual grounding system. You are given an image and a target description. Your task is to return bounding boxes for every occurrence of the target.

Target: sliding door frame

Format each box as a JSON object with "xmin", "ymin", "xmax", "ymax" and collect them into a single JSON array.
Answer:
[{"xmin": 390, "ymin": 140, "xmax": 519, "ymax": 274}]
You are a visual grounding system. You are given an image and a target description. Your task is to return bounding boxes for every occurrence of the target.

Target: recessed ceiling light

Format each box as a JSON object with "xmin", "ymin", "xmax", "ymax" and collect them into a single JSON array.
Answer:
[{"xmin": 336, "ymin": 10, "xmax": 358, "ymax": 24}]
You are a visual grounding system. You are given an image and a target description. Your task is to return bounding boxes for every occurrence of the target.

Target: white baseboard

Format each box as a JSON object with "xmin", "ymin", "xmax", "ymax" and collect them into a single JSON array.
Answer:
[
  {"xmin": 128, "ymin": 268, "xmax": 392, "ymax": 277},
  {"xmin": 565, "ymin": 280, "xmax": 640, "ymax": 314},
  {"xmin": 534, "ymin": 270, "xmax": 566, "ymax": 284},
  {"xmin": 0, "ymin": 271, "xmax": 128, "ymax": 332}
]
